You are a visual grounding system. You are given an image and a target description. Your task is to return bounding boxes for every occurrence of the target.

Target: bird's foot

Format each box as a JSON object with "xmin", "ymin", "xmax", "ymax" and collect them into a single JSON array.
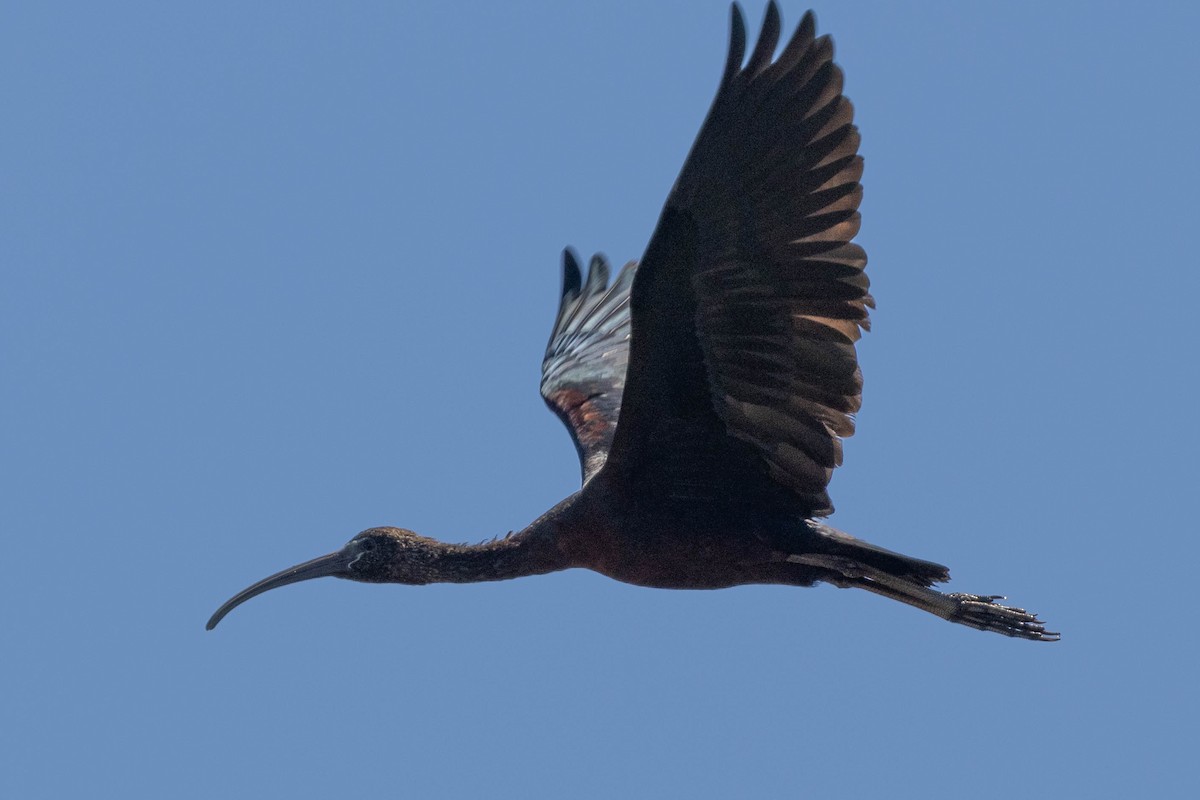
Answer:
[{"xmin": 944, "ymin": 593, "xmax": 1060, "ymax": 642}]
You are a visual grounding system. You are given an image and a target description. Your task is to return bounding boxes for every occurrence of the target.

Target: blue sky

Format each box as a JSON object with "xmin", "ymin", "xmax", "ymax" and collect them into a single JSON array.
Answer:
[{"xmin": 3, "ymin": 1, "xmax": 1197, "ymax": 797}]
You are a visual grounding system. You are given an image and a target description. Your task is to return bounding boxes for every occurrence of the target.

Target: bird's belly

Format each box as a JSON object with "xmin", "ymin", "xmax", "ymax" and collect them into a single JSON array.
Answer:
[{"xmin": 586, "ymin": 525, "xmax": 771, "ymax": 590}]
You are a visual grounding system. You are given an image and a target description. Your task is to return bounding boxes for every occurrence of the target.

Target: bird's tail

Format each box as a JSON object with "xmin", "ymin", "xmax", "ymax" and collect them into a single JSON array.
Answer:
[
  {"xmin": 801, "ymin": 520, "xmax": 950, "ymax": 587},
  {"xmin": 793, "ymin": 521, "xmax": 1058, "ymax": 641}
]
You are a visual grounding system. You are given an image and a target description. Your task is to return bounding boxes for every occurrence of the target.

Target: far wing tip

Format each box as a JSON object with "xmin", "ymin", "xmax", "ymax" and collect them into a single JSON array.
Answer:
[{"xmin": 561, "ymin": 248, "xmax": 583, "ymax": 298}]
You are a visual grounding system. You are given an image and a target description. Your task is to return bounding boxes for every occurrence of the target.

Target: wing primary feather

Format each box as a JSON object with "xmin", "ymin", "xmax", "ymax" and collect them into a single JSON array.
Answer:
[
  {"xmin": 584, "ymin": 254, "xmax": 610, "ymax": 295},
  {"xmin": 547, "ymin": 248, "xmax": 585, "ymax": 349},
  {"xmin": 557, "ymin": 254, "xmax": 611, "ymax": 338},
  {"xmin": 723, "ymin": 4, "xmax": 748, "ymax": 85},
  {"xmin": 744, "ymin": 1, "xmax": 781, "ymax": 78},
  {"xmin": 561, "ymin": 248, "xmax": 582, "ymax": 299},
  {"xmin": 776, "ymin": 10, "xmax": 816, "ymax": 72}
]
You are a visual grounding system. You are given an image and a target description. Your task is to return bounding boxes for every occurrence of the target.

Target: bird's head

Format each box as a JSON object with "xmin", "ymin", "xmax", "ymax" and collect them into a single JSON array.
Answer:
[{"xmin": 206, "ymin": 526, "xmax": 435, "ymax": 630}]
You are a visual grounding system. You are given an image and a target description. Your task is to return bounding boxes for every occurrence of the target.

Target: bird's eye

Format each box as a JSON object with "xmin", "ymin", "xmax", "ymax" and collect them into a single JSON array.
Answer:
[{"xmin": 359, "ymin": 539, "xmax": 376, "ymax": 551}]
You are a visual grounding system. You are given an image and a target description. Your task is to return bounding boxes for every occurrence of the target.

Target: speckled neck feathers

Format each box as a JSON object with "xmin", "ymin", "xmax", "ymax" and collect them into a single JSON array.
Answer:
[{"xmin": 382, "ymin": 530, "xmax": 568, "ymax": 585}]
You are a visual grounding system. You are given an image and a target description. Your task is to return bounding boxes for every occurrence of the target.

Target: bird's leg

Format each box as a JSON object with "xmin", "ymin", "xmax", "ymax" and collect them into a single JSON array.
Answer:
[{"xmin": 786, "ymin": 553, "xmax": 1059, "ymax": 642}]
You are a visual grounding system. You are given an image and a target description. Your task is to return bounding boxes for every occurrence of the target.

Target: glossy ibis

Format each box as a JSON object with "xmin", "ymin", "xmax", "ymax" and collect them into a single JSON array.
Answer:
[{"xmin": 208, "ymin": 3, "xmax": 1058, "ymax": 641}]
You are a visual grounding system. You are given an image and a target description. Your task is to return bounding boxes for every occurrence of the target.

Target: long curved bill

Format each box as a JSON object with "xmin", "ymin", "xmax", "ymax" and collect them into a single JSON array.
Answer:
[{"xmin": 206, "ymin": 550, "xmax": 351, "ymax": 630}]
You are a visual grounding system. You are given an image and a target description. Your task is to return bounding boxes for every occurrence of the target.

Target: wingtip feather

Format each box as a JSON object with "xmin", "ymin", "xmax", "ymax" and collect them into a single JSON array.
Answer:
[
  {"xmin": 745, "ymin": 2, "xmax": 781, "ymax": 77},
  {"xmin": 723, "ymin": 4, "xmax": 747, "ymax": 84},
  {"xmin": 585, "ymin": 254, "xmax": 612, "ymax": 294},
  {"xmin": 561, "ymin": 248, "xmax": 583, "ymax": 299}
]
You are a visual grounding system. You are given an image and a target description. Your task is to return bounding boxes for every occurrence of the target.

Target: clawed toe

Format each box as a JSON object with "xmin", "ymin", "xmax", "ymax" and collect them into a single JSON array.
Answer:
[{"xmin": 947, "ymin": 593, "xmax": 1059, "ymax": 641}]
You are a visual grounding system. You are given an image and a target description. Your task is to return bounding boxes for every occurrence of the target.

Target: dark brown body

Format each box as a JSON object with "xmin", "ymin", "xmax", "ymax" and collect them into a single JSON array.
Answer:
[{"xmin": 550, "ymin": 474, "xmax": 813, "ymax": 591}]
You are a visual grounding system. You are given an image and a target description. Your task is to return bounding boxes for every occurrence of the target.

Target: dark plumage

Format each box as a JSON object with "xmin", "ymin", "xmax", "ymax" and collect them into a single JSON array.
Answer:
[{"xmin": 208, "ymin": 3, "xmax": 1057, "ymax": 641}]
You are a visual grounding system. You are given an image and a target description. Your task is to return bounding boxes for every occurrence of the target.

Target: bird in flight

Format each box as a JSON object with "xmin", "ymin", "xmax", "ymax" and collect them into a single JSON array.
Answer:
[{"xmin": 208, "ymin": 3, "xmax": 1057, "ymax": 641}]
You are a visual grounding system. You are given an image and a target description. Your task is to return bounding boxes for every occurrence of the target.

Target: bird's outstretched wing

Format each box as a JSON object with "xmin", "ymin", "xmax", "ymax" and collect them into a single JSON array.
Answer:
[
  {"xmin": 607, "ymin": 3, "xmax": 869, "ymax": 517},
  {"xmin": 541, "ymin": 250, "xmax": 637, "ymax": 484}
]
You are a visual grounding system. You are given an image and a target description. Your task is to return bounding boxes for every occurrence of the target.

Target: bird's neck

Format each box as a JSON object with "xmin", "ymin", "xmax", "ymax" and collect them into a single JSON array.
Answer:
[
  {"xmin": 386, "ymin": 493, "xmax": 585, "ymax": 585},
  {"xmin": 415, "ymin": 532, "xmax": 565, "ymax": 584}
]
